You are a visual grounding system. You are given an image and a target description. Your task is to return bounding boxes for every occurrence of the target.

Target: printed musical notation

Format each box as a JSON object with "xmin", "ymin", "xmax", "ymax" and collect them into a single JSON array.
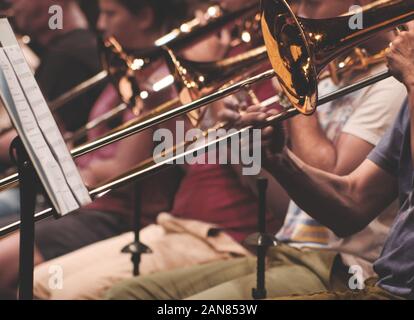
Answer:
[{"xmin": 0, "ymin": 18, "xmax": 91, "ymax": 216}]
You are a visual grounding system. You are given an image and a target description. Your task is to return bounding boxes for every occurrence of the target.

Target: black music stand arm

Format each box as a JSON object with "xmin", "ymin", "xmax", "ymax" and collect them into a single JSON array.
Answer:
[
  {"xmin": 10, "ymin": 137, "xmax": 37, "ymax": 300},
  {"xmin": 121, "ymin": 181, "xmax": 152, "ymax": 276},
  {"xmin": 252, "ymin": 177, "xmax": 268, "ymax": 300},
  {"xmin": 132, "ymin": 182, "xmax": 142, "ymax": 276}
]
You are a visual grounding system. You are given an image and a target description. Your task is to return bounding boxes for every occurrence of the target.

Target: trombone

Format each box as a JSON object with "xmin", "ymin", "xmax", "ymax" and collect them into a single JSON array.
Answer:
[
  {"xmin": 74, "ymin": 0, "xmax": 413, "ymax": 159},
  {"xmin": 0, "ymin": 0, "xmax": 413, "ymax": 237},
  {"xmin": 0, "ymin": 1, "xmax": 265, "ymax": 188},
  {"xmin": 0, "ymin": 73, "xmax": 389, "ymax": 238},
  {"xmin": 0, "ymin": 43, "xmax": 273, "ymax": 191},
  {"xmin": 60, "ymin": 2, "xmax": 262, "ymax": 143},
  {"xmin": 0, "ymin": 2, "xmax": 258, "ymax": 137},
  {"xmin": 62, "ymin": 32, "xmax": 389, "ymax": 144}
]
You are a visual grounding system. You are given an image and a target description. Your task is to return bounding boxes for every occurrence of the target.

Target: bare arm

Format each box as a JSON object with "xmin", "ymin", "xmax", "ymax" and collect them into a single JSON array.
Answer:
[
  {"xmin": 216, "ymin": 100, "xmax": 289, "ymax": 221},
  {"xmin": 288, "ymin": 114, "xmax": 374, "ymax": 175},
  {"xmin": 409, "ymin": 90, "xmax": 414, "ymax": 166},
  {"xmin": 265, "ymin": 148, "xmax": 398, "ymax": 237},
  {"xmin": 234, "ymin": 108, "xmax": 398, "ymax": 238}
]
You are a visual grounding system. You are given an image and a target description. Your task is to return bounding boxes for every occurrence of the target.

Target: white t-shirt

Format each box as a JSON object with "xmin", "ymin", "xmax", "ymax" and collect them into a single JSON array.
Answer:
[{"xmin": 276, "ymin": 64, "xmax": 408, "ymax": 278}]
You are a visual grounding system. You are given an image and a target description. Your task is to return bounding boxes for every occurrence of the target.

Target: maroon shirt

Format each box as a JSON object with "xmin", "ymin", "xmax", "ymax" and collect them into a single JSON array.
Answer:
[
  {"xmin": 171, "ymin": 161, "xmax": 278, "ymax": 243},
  {"xmin": 171, "ymin": 76, "xmax": 281, "ymax": 243}
]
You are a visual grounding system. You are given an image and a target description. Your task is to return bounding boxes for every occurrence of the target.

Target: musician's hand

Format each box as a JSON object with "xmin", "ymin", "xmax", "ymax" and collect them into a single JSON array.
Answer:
[
  {"xmin": 387, "ymin": 22, "xmax": 414, "ymax": 90},
  {"xmin": 236, "ymin": 105, "xmax": 287, "ymax": 169},
  {"xmin": 216, "ymin": 98, "xmax": 242, "ymax": 124}
]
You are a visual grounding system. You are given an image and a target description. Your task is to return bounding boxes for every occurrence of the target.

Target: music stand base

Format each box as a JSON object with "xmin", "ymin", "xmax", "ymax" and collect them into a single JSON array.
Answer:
[
  {"xmin": 10, "ymin": 137, "xmax": 37, "ymax": 300},
  {"xmin": 252, "ymin": 288, "xmax": 267, "ymax": 300},
  {"xmin": 121, "ymin": 242, "xmax": 152, "ymax": 276}
]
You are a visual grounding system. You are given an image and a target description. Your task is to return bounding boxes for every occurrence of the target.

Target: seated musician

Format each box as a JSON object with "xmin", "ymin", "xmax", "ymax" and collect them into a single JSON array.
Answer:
[
  {"xmin": 0, "ymin": 0, "xmax": 191, "ymax": 299},
  {"xmin": 225, "ymin": 21, "xmax": 414, "ymax": 300},
  {"xmin": 31, "ymin": 0, "xmax": 288, "ymax": 300},
  {"xmin": 102, "ymin": 0, "xmax": 410, "ymax": 300}
]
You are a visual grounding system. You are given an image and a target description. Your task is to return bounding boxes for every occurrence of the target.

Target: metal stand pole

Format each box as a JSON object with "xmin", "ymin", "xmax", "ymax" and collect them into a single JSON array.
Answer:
[
  {"xmin": 10, "ymin": 137, "xmax": 37, "ymax": 300},
  {"xmin": 244, "ymin": 177, "xmax": 278, "ymax": 300},
  {"xmin": 253, "ymin": 178, "xmax": 268, "ymax": 299},
  {"xmin": 121, "ymin": 182, "xmax": 151, "ymax": 276}
]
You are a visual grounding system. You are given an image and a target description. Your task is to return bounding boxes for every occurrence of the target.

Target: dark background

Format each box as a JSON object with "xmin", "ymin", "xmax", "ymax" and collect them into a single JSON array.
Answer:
[{"xmin": 78, "ymin": 0, "xmax": 99, "ymax": 30}]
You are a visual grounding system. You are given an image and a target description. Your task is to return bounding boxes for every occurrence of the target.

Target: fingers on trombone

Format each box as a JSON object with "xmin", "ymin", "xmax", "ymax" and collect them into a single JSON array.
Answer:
[
  {"xmin": 389, "ymin": 24, "xmax": 413, "ymax": 54},
  {"xmin": 245, "ymin": 105, "xmax": 263, "ymax": 113},
  {"xmin": 394, "ymin": 25, "xmax": 408, "ymax": 35},
  {"xmin": 396, "ymin": 22, "xmax": 414, "ymax": 34},
  {"xmin": 394, "ymin": 23, "xmax": 414, "ymax": 41},
  {"xmin": 237, "ymin": 105, "xmax": 276, "ymax": 127},
  {"xmin": 265, "ymin": 108, "xmax": 279, "ymax": 116},
  {"xmin": 217, "ymin": 108, "xmax": 241, "ymax": 122},
  {"xmin": 237, "ymin": 111, "xmax": 267, "ymax": 127},
  {"xmin": 387, "ymin": 34, "xmax": 403, "ymax": 56},
  {"xmin": 390, "ymin": 29, "xmax": 414, "ymax": 55}
]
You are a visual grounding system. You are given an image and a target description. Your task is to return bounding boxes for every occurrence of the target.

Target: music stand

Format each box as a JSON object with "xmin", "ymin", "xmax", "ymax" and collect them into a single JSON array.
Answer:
[
  {"xmin": 9, "ymin": 138, "xmax": 39, "ymax": 300},
  {"xmin": 121, "ymin": 182, "xmax": 152, "ymax": 276}
]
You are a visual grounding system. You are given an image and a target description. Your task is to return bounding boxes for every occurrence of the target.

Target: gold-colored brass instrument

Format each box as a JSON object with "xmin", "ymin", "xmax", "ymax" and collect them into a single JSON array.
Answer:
[
  {"xmin": 261, "ymin": 0, "xmax": 414, "ymax": 114},
  {"xmin": 102, "ymin": 2, "xmax": 259, "ymax": 103},
  {"xmin": 1, "ymin": 0, "xmax": 414, "ymax": 238},
  {"xmin": 0, "ymin": 2, "xmax": 263, "ymax": 188},
  {"xmin": 62, "ymin": 2, "xmax": 261, "ymax": 142},
  {"xmin": 89, "ymin": 0, "xmax": 391, "ymax": 141},
  {"xmin": 167, "ymin": 46, "xmax": 268, "ymax": 95},
  {"xmin": 166, "ymin": 44, "xmax": 269, "ymax": 126},
  {"xmin": 0, "ymin": 2, "xmax": 259, "ymax": 139},
  {"xmin": 165, "ymin": 46, "xmax": 390, "ymax": 157},
  {"xmin": 0, "ymin": 70, "xmax": 109, "ymax": 136},
  {"xmin": 323, "ymin": 48, "xmax": 388, "ymax": 85},
  {"xmin": 65, "ymin": 8, "xmax": 268, "ymax": 143},
  {"xmin": 101, "ymin": 0, "xmax": 413, "ymax": 143},
  {"xmin": 49, "ymin": 71, "xmax": 109, "ymax": 113}
]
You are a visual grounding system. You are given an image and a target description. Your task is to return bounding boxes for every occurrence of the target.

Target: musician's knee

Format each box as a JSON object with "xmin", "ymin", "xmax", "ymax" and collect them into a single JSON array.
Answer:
[{"xmin": 106, "ymin": 278, "xmax": 159, "ymax": 300}]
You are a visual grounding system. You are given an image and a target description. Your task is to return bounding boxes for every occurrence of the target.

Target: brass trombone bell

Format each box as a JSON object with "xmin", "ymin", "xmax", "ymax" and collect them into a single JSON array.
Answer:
[{"xmin": 261, "ymin": 0, "xmax": 414, "ymax": 115}]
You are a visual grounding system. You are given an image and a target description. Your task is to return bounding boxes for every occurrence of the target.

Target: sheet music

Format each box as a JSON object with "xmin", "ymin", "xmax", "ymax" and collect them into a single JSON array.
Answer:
[
  {"xmin": 3, "ymin": 45, "xmax": 91, "ymax": 205},
  {"xmin": 0, "ymin": 18, "xmax": 91, "ymax": 216}
]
